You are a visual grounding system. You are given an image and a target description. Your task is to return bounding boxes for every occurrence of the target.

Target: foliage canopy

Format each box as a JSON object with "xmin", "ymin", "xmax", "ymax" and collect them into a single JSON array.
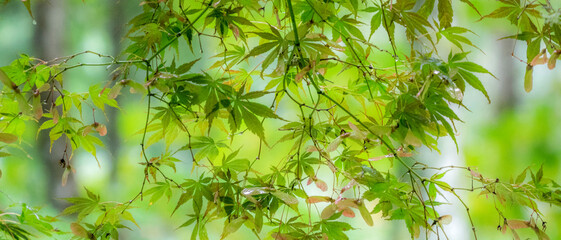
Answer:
[{"xmin": 1, "ymin": 0, "xmax": 561, "ymax": 239}]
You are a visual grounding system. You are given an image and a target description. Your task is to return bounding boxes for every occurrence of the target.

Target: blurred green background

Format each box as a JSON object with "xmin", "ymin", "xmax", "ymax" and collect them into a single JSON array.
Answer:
[{"xmin": 1, "ymin": 0, "xmax": 560, "ymax": 239}]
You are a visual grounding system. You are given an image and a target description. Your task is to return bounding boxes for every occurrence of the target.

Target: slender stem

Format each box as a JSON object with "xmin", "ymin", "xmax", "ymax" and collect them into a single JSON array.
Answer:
[{"xmin": 379, "ymin": 0, "xmax": 400, "ymax": 77}]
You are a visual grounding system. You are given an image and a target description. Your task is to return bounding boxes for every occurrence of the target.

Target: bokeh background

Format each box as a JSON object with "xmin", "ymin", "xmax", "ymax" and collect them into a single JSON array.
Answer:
[{"xmin": 1, "ymin": 0, "xmax": 560, "ymax": 239}]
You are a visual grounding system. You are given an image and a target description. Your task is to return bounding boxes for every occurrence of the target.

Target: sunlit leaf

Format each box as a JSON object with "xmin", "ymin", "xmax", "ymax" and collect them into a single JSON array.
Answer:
[{"xmin": 358, "ymin": 202, "xmax": 373, "ymax": 226}]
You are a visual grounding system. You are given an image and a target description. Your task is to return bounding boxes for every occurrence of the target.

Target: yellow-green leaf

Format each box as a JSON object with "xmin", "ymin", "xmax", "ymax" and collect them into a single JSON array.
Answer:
[
  {"xmin": 524, "ymin": 65, "xmax": 533, "ymax": 93},
  {"xmin": 548, "ymin": 50, "xmax": 560, "ymax": 70},
  {"xmin": 172, "ymin": 192, "xmax": 192, "ymax": 216},
  {"xmin": 122, "ymin": 211, "xmax": 140, "ymax": 228},
  {"xmin": 0, "ymin": 152, "xmax": 12, "ymax": 157},
  {"xmin": 243, "ymin": 42, "xmax": 278, "ymax": 60},
  {"xmin": 254, "ymin": 208, "xmax": 263, "ymax": 233},
  {"xmin": 221, "ymin": 217, "xmax": 246, "ymax": 239},
  {"xmin": 358, "ymin": 202, "xmax": 373, "ymax": 226},
  {"xmin": 438, "ymin": 0, "xmax": 453, "ymax": 29},
  {"xmin": 0, "ymin": 69, "xmax": 13, "ymax": 87}
]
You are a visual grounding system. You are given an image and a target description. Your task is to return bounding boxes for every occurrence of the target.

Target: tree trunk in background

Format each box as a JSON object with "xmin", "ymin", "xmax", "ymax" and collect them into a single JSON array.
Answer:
[
  {"xmin": 107, "ymin": 0, "xmax": 125, "ymax": 181},
  {"xmin": 34, "ymin": 0, "xmax": 76, "ymax": 209},
  {"xmin": 496, "ymin": 38, "xmax": 518, "ymax": 112}
]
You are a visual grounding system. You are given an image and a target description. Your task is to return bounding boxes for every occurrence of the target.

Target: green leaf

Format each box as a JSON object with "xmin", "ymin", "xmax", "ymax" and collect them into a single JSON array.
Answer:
[
  {"xmin": 438, "ymin": 0, "xmax": 453, "ymax": 29},
  {"xmin": 271, "ymin": 191, "xmax": 298, "ymax": 205},
  {"xmin": 250, "ymin": 31, "xmax": 279, "ymax": 41},
  {"xmin": 199, "ymin": 224, "xmax": 209, "ymax": 240},
  {"xmin": 242, "ymin": 107, "xmax": 265, "ymax": 139},
  {"xmin": 321, "ymin": 221, "xmax": 353, "ymax": 240},
  {"xmin": 178, "ymin": 217, "xmax": 197, "ymax": 229},
  {"xmin": 244, "ymin": 41, "xmax": 279, "ymax": 60},
  {"xmin": 122, "ymin": 211, "xmax": 140, "ymax": 228},
  {"xmin": 22, "ymin": 0, "xmax": 34, "ymax": 20},
  {"xmin": 85, "ymin": 188, "xmax": 99, "ymax": 201},
  {"xmin": 458, "ymin": 69, "xmax": 490, "ymax": 103},
  {"xmin": 223, "ymin": 159, "xmax": 250, "ymax": 172},
  {"xmin": 394, "ymin": 0, "xmax": 416, "ymax": 11},
  {"xmin": 144, "ymin": 182, "xmax": 172, "ymax": 204},
  {"xmin": 242, "ymin": 101, "xmax": 280, "ymax": 119},
  {"xmin": 370, "ymin": 10, "xmax": 382, "ymax": 36},
  {"xmin": 254, "ymin": 208, "xmax": 263, "ymax": 233},
  {"xmin": 172, "ymin": 192, "xmax": 192, "ymax": 216},
  {"xmin": 527, "ymin": 39, "xmax": 541, "ymax": 63},
  {"xmin": 0, "ymin": 69, "xmax": 14, "ymax": 88},
  {"xmin": 358, "ymin": 202, "xmax": 373, "ymax": 226},
  {"xmin": 439, "ymin": 27, "xmax": 478, "ymax": 50},
  {"xmin": 479, "ymin": 6, "xmax": 515, "ymax": 20},
  {"xmin": 221, "ymin": 217, "xmax": 246, "ymax": 239},
  {"xmin": 536, "ymin": 165, "xmax": 543, "ymax": 183},
  {"xmin": 524, "ymin": 65, "xmax": 533, "ymax": 93},
  {"xmin": 419, "ymin": 0, "xmax": 436, "ymax": 17},
  {"xmin": 241, "ymin": 91, "xmax": 270, "ymax": 99},
  {"xmin": 455, "ymin": 61, "xmax": 496, "ymax": 78},
  {"xmin": 459, "ymin": 0, "xmax": 481, "ymax": 16},
  {"xmin": 62, "ymin": 195, "xmax": 99, "ymax": 221},
  {"xmin": 516, "ymin": 167, "xmax": 529, "ymax": 184},
  {"xmin": 429, "ymin": 182, "xmax": 438, "ymax": 199},
  {"xmin": 191, "ymin": 222, "xmax": 199, "ymax": 240},
  {"xmin": 176, "ymin": 58, "xmax": 201, "ymax": 74}
]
